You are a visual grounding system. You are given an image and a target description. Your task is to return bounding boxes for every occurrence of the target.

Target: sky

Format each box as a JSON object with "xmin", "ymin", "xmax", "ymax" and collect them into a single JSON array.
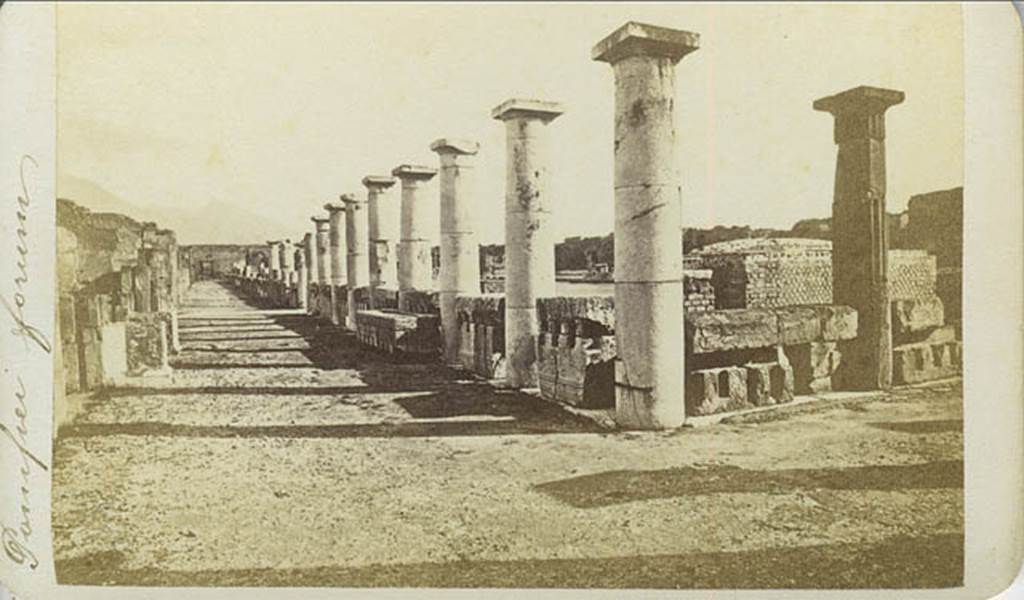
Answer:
[{"xmin": 57, "ymin": 3, "xmax": 964, "ymax": 246}]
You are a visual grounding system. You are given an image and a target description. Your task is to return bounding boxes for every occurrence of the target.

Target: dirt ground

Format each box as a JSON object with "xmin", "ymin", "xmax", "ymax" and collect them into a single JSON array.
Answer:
[{"xmin": 52, "ymin": 280, "xmax": 964, "ymax": 589}]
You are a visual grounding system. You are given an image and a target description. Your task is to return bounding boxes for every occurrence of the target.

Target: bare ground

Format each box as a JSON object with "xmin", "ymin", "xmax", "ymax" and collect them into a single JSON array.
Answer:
[{"xmin": 52, "ymin": 280, "xmax": 964, "ymax": 589}]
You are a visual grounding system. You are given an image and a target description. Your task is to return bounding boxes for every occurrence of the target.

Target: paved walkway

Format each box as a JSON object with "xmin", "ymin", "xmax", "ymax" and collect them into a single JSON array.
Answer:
[{"xmin": 53, "ymin": 280, "xmax": 964, "ymax": 588}]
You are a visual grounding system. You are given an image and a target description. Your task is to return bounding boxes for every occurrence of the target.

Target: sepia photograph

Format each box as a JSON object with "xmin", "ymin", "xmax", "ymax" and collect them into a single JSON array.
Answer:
[{"xmin": 47, "ymin": 1, "xmax": 971, "ymax": 590}]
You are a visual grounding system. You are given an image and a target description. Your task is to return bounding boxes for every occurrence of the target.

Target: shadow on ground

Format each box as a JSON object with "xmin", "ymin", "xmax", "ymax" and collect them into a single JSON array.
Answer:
[
  {"xmin": 533, "ymin": 460, "xmax": 963, "ymax": 508},
  {"xmin": 55, "ymin": 533, "xmax": 962, "ymax": 589}
]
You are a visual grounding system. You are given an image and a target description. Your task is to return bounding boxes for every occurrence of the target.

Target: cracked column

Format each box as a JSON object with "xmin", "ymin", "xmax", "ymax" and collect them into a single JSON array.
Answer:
[
  {"xmin": 324, "ymin": 202, "xmax": 348, "ymax": 325},
  {"xmin": 814, "ymin": 86, "xmax": 904, "ymax": 391},
  {"xmin": 363, "ymin": 176, "xmax": 399, "ymax": 300},
  {"xmin": 302, "ymin": 232, "xmax": 317, "ymax": 314},
  {"xmin": 431, "ymin": 138, "xmax": 481, "ymax": 367},
  {"xmin": 267, "ymin": 240, "xmax": 282, "ymax": 280},
  {"xmin": 295, "ymin": 242, "xmax": 308, "ymax": 309},
  {"xmin": 492, "ymin": 99, "xmax": 563, "ymax": 388},
  {"xmin": 594, "ymin": 22, "xmax": 699, "ymax": 429},
  {"xmin": 392, "ymin": 165, "xmax": 438, "ymax": 312},
  {"xmin": 342, "ymin": 193, "xmax": 369, "ymax": 328}
]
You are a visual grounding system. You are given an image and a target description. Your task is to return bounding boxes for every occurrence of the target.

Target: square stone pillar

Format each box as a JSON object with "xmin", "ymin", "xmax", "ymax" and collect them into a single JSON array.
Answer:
[
  {"xmin": 594, "ymin": 22, "xmax": 699, "ymax": 429},
  {"xmin": 431, "ymin": 138, "xmax": 481, "ymax": 368},
  {"xmin": 342, "ymin": 193, "xmax": 370, "ymax": 328},
  {"xmin": 312, "ymin": 217, "xmax": 330, "ymax": 285},
  {"xmin": 363, "ymin": 175, "xmax": 399, "ymax": 299},
  {"xmin": 267, "ymin": 240, "xmax": 282, "ymax": 281},
  {"xmin": 814, "ymin": 85, "xmax": 904, "ymax": 391},
  {"xmin": 492, "ymin": 99, "xmax": 563, "ymax": 388},
  {"xmin": 392, "ymin": 165, "xmax": 438, "ymax": 312}
]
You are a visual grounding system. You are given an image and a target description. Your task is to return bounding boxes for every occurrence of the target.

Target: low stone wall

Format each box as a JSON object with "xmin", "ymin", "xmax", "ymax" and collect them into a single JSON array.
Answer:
[
  {"xmin": 890, "ymin": 293, "xmax": 961, "ymax": 385},
  {"xmin": 454, "ymin": 294, "xmax": 506, "ymax": 379},
  {"xmin": 354, "ymin": 309, "xmax": 440, "ymax": 356},
  {"xmin": 531, "ymin": 296, "xmax": 859, "ymax": 416},
  {"xmin": 536, "ymin": 296, "xmax": 616, "ymax": 408}
]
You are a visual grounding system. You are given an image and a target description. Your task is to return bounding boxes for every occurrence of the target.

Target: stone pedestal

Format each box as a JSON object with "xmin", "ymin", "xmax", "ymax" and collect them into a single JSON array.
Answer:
[
  {"xmin": 392, "ymin": 165, "xmax": 438, "ymax": 312},
  {"xmin": 492, "ymin": 99, "xmax": 564, "ymax": 388},
  {"xmin": 325, "ymin": 202, "xmax": 348, "ymax": 325},
  {"xmin": 363, "ymin": 175, "xmax": 399, "ymax": 300},
  {"xmin": 267, "ymin": 240, "xmax": 282, "ymax": 281},
  {"xmin": 431, "ymin": 138, "xmax": 481, "ymax": 367},
  {"xmin": 342, "ymin": 193, "xmax": 370, "ymax": 328},
  {"xmin": 279, "ymin": 238, "xmax": 294, "ymax": 287},
  {"xmin": 814, "ymin": 86, "xmax": 904, "ymax": 391},
  {"xmin": 594, "ymin": 22, "xmax": 699, "ymax": 429}
]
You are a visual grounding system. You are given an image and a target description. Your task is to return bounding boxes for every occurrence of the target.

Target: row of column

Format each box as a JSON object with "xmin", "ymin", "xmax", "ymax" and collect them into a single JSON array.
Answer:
[{"xmin": 261, "ymin": 21, "xmax": 902, "ymax": 430}]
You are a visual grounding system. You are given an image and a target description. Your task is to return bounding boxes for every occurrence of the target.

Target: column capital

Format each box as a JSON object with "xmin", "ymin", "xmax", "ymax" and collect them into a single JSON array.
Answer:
[
  {"xmin": 362, "ymin": 175, "xmax": 397, "ymax": 190},
  {"xmin": 814, "ymin": 86, "xmax": 904, "ymax": 142},
  {"xmin": 340, "ymin": 192, "xmax": 365, "ymax": 205},
  {"xmin": 311, "ymin": 216, "xmax": 330, "ymax": 230},
  {"xmin": 592, "ymin": 22, "xmax": 699, "ymax": 65},
  {"xmin": 430, "ymin": 138, "xmax": 480, "ymax": 156},
  {"xmin": 491, "ymin": 98, "xmax": 564, "ymax": 122},
  {"xmin": 813, "ymin": 86, "xmax": 905, "ymax": 116},
  {"xmin": 391, "ymin": 164, "xmax": 437, "ymax": 181},
  {"xmin": 324, "ymin": 201, "xmax": 346, "ymax": 213}
]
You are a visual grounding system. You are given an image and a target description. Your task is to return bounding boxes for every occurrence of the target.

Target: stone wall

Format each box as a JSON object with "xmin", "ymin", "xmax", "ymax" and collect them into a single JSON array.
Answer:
[{"xmin": 56, "ymin": 199, "xmax": 182, "ymax": 431}]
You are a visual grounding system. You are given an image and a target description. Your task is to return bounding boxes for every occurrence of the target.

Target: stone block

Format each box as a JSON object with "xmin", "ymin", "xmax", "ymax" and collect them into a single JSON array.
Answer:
[
  {"xmin": 743, "ymin": 361, "xmax": 794, "ymax": 407},
  {"xmin": 775, "ymin": 306, "xmax": 822, "ymax": 346},
  {"xmin": 686, "ymin": 309, "xmax": 779, "ymax": 354},
  {"xmin": 892, "ymin": 295, "xmax": 945, "ymax": 339},
  {"xmin": 355, "ymin": 309, "xmax": 440, "ymax": 356},
  {"xmin": 818, "ymin": 304, "xmax": 858, "ymax": 341},
  {"xmin": 99, "ymin": 322, "xmax": 128, "ymax": 386},
  {"xmin": 537, "ymin": 328, "xmax": 615, "ymax": 409},
  {"xmin": 787, "ymin": 341, "xmax": 840, "ymax": 394},
  {"xmin": 686, "ymin": 366, "xmax": 748, "ymax": 416},
  {"xmin": 893, "ymin": 340, "xmax": 962, "ymax": 385},
  {"xmin": 126, "ymin": 313, "xmax": 170, "ymax": 375},
  {"xmin": 536, "ymin": 296, "xmax": 615, "ymax": 331}
]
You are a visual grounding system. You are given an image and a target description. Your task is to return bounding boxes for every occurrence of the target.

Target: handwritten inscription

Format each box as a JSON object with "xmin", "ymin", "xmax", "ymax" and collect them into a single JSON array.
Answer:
[{"xmin": 0, "ymin": 154, "xmax": 50, "ymax": 571}]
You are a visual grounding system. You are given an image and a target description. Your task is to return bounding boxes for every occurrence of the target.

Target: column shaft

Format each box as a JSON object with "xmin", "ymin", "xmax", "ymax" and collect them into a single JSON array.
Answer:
[
  {"xmin": 393, "ymin": 166, "xmax": 438, "ymax": 312},
  {"xmin": 344, "ymin": 195, "xmax": 370, "ymax": 327}
]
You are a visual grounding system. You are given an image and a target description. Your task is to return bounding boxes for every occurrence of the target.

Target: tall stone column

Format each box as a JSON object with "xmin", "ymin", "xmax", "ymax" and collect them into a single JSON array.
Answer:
[
  {"xmin": 594, "ymin": 22, "xmax": 699, "ymax": 429},
  {"xmin": 342, "ymin": 193, "xmax": 370, "ymax": 328},
  {"xmin": 392, "ymin": 165, "xmax": 438, "ymax": 312},
  {"xmin": 295, "ymin": 244, "xmax": 308, "ymax": 309},
  {"xmin": 279, "ymin": 238, "xmax": 294, "ymax": 285},
  {"xmin": 431, "ymin": 138, "xmax": 481, "ymax": 367},
  {"xmin": 312, "ymin": 217, "xmax": 330, "ymax": 285},
  {"xmin": 324, "ymin": 202, "xmax": 348, "ymax": 325},
  {"xmin": 814, "ymin": 85, "xmax": 904, "ymax": 391},
  {"xmin": 492, "ymin": 99, "xmax": 563, "ymax": 388},
  {"xmin": 302, "ymin": 232, "xmax": 317, "ymax": 314},
  {"xmin": 267, "ymin": 240, "xmax": 282, "ymax": 280},
  {"xmin": 363, "ymin": 176, "xmax": 399, "ymax": 298}
]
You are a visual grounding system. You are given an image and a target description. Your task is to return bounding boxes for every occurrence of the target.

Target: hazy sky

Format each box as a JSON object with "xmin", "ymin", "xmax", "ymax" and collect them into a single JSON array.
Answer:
[{"xmin": 57, "ymin": 3, "xmax": 963, "ymax": 246}]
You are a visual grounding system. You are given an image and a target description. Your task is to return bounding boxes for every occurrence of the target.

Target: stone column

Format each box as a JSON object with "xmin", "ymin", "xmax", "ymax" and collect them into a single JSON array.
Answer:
[
  {"xmin": 325, "ymin": 202, "xmax": 348, "ymax": 325},
  {"xmin": 267, "ymin": 240, "xmax": 282, "ymax": 280},
  {"xmin": 342, "ymin": 193, "xmax": 370, "ymax": 327},
  {"xmin": 431, "ymin": 138, "xmax": 481, "ymax": 367},
  {"xmin": 279, "ymin": 238, "xmax": 294, "ymax": 285},
  {"xmin": 814, "ymin": 86, "xmax": 904, "ymax": 391},
  {"xmin": 363, "ymin": 176, "xmax": 399, "ymax": 296},
  {"xmin": 492, "ymin": 99, "xmax": 563, "ymax": 388},
  {"xmin": 295, "ymin": 244, "xmax": 308, "ymax": 309},
  {"xmin": 594, "ymin": 22, "xmax": 699, "ymax": 429},
  {"xmin": 312, "ymin": 217, "xmax": 330, "ymax": 285},
  {"xmin": 302, "ymin": 232, "xmax": 317, "ymax": 314},
  {"xmin": 392, "ymin": 165, "xmax": 438, "ymax": 312}
]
